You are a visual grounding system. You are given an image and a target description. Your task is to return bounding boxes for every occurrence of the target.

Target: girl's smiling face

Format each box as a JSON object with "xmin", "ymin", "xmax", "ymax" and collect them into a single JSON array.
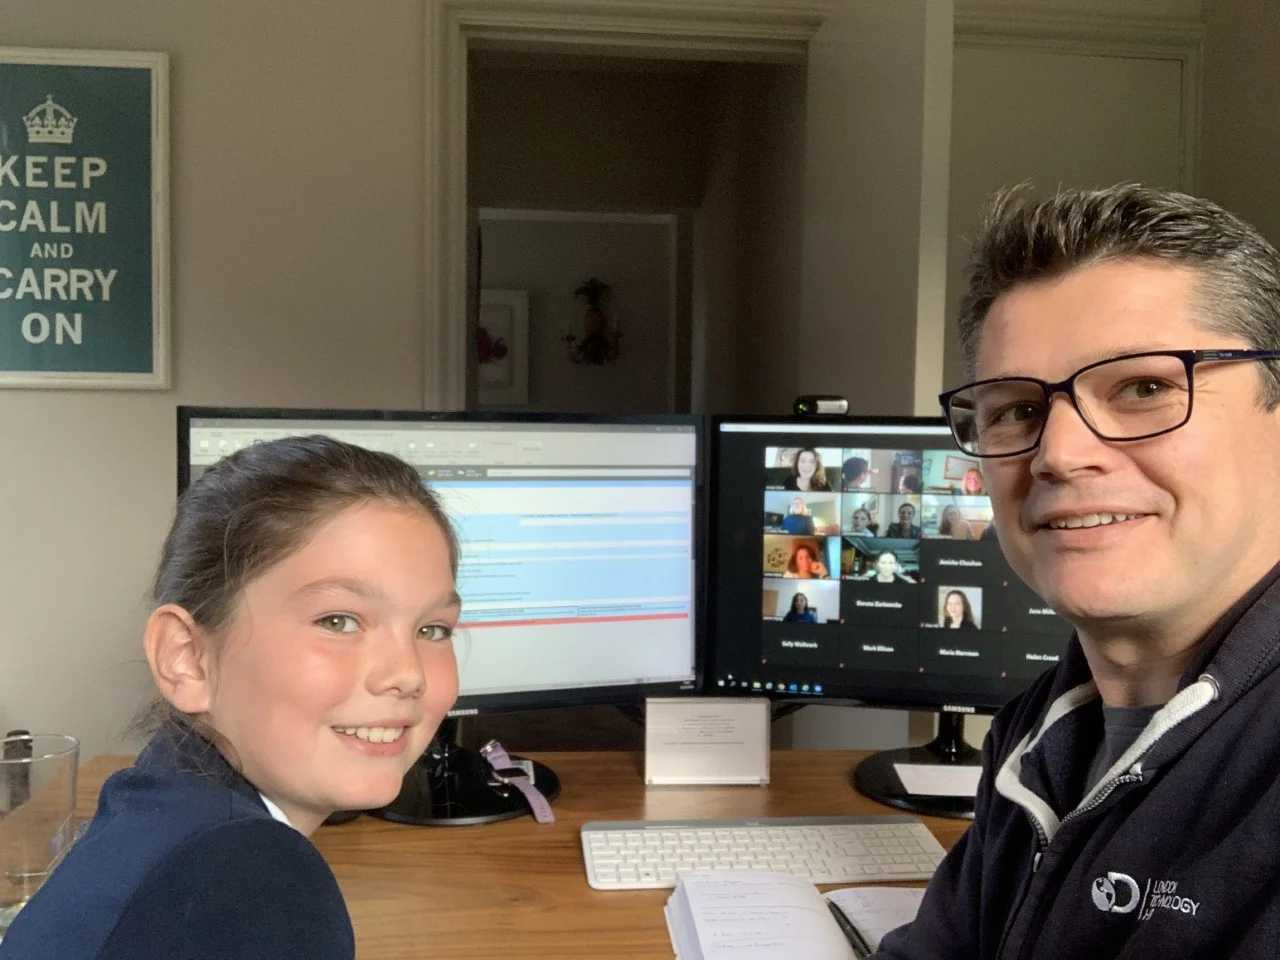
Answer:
[{"xmin": 201, "ymin": 500, "xmax": 460, "ymax": 833}]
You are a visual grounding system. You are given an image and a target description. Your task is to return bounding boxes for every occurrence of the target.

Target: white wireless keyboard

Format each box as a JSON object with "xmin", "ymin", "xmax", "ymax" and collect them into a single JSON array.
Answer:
[{"xmin": 581, "ymin": 815, "xmax": 945, "ymax": 890}]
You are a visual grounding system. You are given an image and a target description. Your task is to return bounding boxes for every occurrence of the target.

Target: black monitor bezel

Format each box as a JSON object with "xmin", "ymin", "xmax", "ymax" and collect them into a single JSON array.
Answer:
[
  {"xmin": 705, "ymin": 412, "xmax": 1034, "ymax": 716},
  {"xmin": 177, "ymin": 405, "xmax": 705, "ymax": 716}
]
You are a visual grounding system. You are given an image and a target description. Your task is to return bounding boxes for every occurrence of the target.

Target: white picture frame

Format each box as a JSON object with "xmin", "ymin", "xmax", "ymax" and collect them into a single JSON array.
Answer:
[{"xmin": 477, "ymin": 288, "xmax": 529, "ymax": 406}]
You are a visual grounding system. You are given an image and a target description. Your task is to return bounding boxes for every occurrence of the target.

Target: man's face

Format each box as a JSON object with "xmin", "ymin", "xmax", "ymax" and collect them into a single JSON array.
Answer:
[
  {"xmin": 977, "ymin": 258, "xmax": 1280, "ymax": 636},
  {"xmin": 898, "ymin": 504, "xmax": 914, "ymax": 525}
]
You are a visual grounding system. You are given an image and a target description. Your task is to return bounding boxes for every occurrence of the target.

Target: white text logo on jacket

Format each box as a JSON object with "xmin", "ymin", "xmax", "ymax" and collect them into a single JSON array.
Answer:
[{"xmin": 1091, "ymin": 872, "xmax": 1200, "ymax": 920}]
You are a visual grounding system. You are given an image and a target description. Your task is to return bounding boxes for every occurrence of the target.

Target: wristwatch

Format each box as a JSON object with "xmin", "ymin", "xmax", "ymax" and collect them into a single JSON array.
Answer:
[{"xmin": 479, "ymin": 739, "xmax": 555, "ymax": 824}]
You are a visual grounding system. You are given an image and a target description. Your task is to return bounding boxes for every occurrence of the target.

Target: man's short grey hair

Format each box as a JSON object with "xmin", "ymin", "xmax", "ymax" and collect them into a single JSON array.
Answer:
[{"xmin": 956, "ymin": 183, "xmax": 1280, "ymax": 407}]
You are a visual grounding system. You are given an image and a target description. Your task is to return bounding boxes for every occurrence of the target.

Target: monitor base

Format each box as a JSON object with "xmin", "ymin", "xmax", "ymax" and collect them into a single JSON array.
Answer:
[
  {"xmin": 368, "ymin": 722, "xmax": 561, "ymax": 826},
  {"xmin": 850, "ymin": 710, "xmax": 981, "ymax": 820}
]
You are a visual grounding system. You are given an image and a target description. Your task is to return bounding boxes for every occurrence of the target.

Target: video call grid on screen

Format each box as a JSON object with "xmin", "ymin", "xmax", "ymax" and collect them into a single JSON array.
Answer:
[
  {"xmin": 712, "ymin": 419, "xmax": 1073, "ymax": 709},
  {"xmin": 183, "ymin": 413, "xmax": 701, "ymax": 707}
]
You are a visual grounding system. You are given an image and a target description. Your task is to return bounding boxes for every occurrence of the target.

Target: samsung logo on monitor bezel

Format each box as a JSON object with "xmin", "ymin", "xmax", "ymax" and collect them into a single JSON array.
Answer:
[{"xmin": 941, "ymin": 704, "xmax": 976, "ymax": 714}]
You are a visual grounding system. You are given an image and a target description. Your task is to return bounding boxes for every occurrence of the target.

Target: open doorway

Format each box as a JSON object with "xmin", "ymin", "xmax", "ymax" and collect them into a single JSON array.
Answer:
[{"xmin": 466, "ymin": 51, "xmax": 808, "ymax": 417}]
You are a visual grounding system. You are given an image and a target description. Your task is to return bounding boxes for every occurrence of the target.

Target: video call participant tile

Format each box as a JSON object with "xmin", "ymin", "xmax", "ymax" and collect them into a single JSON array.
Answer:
[
  {"xmin": 918, "ymin": 632, "xmax": 1003, "ymax": 678},
  {"xmin": 926, "ymin": 584, "xmax": 985, "ymax": 630},
  {"xmin": 764, "ymin": 490, "xmax": 841, "ymax": 537},
  {"xmin": 921, "ymin": 494, "xmax": 993, "ymax": 541},
  {"xmin": 1002, "ymin": 633, "xmax": 1071, "ymax": 681},
  {"xmin": 763, "ymin": 578, "xmax": 840, "ymax": 624},
  {"xmin": 882, "ymin": 496, "xmax": 924, "ymax": 539},
  {"xmin": 841, "ymin": 581, "xmax": 920, "ymax": 628},
  {"xmin": 762, "ymin": 534, "xmax": 840, "ymax": 580},
  {"xmin": 996, "ymin": 576, "xmax": 1073, "ymax": 636},
  {"xmin": 842, "ymin": 492, "xmax": 883, "ymax": 537},
  {"xmin": 889, "ymin": 450, "xmax": 923, "ymax": 496},
  {"xmin": 838, "ymin": 624, "xmax": 920, "ymax": 673},
  {"xmin": 842, "ymin": 537, "xmax": 920, "ymax": 581},
  {"xmin": 764, "ymin": 446, "xmax": 842, "ymax": 493},
  {"xmin": 920, "ymin": 449, "xmax": 985, "ymax": 496},
  {"xmin": 761, "ymin": 621, "xmax": 842, "ymax": 669},
  {"xmin": 917, "ymin": 539, "xmax": 1006, "ymax": 587}
]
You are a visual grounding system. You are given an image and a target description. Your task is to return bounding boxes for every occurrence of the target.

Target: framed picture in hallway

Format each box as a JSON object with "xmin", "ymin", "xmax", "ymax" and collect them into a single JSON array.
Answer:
[
  {"xmin": 0, "ymin": 47, "xmax": 169, "ymax": 388},
  {"xmin": 478, "ymin": 288, "xmax": 529, "ymax": 406}
]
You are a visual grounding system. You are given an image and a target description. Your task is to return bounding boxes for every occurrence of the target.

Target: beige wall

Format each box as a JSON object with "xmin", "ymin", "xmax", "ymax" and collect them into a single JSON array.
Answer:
[
  {"xmin": 797, "ymin": 2, "xmax": 953, "ymax": 418},
  {"xmin": 693, "ymin": 62, "xmax": 807, "ymax": 416},
  {"xmin": 944, "ymin": 43, "xmax": 1189, "ymax": 388},
  {"xmin": 1201, "ymin": 0, "xmax": 1280, "ymax": 246},
  {"xmin": 2, "ymin": 0, "xmax": 431, "ymax": 759}
]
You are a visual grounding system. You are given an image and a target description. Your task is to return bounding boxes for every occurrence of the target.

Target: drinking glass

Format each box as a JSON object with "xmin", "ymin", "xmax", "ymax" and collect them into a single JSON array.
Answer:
[{"xmin": 0, "ymin": 734, "xmax": 79, "ymax": 941}]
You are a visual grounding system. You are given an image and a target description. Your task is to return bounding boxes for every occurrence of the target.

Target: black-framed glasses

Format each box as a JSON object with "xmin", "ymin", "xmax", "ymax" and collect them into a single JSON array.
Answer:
[{"xmin": 938, "ymin": 349, "xmax": 1280, "ymax": 458}]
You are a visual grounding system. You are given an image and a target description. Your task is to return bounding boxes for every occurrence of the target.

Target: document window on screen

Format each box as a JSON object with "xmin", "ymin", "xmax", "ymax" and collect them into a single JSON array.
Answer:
[{"xmin": 442, "ymin": 471, "xmax": 697, "ymax": 696}]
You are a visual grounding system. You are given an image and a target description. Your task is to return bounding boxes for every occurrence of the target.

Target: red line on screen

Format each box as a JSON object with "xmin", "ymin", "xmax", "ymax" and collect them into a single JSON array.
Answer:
[{"xmin": 460, "ymin": 612, "xmax": 690, "ymax": 629}]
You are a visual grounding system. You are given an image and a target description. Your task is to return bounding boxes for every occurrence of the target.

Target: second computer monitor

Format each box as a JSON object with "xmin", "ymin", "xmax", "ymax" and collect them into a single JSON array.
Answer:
[{"xmin": 707, "ymin": 416, "xmax": 1073, "ymax": 711}]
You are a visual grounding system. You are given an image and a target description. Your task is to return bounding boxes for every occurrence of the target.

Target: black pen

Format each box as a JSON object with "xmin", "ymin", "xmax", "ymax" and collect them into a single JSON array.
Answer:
[{"xmin": 827, "ymin": 899, "xmax": 873, "ymax": 958}]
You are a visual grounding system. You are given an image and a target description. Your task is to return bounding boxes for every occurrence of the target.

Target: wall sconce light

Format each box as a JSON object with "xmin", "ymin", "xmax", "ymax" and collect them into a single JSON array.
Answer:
[{"xmin": 562, "ymin": 277, "xmax": 622, "ymax": 364}]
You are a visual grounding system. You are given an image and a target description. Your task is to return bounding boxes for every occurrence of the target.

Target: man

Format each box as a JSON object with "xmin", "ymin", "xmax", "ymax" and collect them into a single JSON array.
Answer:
[
  {"xmin": 875, "ymin": 184, "xmax": 1280, "ymax": 958},
  {"xmin": 885, "ymin": 502, "xmax": 921, "ymax": 538}
]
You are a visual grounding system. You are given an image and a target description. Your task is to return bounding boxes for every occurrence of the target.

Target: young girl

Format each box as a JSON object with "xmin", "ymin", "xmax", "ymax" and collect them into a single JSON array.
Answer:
[{"xmin": 0, "ymin": 435, "xmax": 461, "ymax": 960}]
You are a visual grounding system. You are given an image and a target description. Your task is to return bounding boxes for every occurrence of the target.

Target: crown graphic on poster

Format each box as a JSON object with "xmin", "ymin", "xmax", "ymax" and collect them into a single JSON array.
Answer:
[{"xmin": 24, "ymin": 95, "xmax": 78, "ymax": 145}]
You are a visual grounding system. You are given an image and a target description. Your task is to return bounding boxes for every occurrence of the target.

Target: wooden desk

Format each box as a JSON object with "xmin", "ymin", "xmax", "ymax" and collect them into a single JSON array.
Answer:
[{"xmin": 79, "ymin": 751, "xmax": 967, "ymax": 959}]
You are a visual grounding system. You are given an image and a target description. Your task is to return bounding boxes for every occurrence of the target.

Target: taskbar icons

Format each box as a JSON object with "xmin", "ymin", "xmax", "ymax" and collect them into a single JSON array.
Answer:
[{"xmin": 716, "ymin": 675, "xmax": 823, "ymax": 696}]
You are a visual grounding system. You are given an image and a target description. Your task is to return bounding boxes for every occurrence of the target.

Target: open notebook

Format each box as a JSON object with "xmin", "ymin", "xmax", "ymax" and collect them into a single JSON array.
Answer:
[{"xmin": 665, "ymin": 871, "xmax": 925, "ymax": 959}]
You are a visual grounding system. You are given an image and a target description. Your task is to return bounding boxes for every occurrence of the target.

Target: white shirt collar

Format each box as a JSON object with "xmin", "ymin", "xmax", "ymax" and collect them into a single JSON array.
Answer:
[{"xmin": 258, "ymin": 792, "xmax": 297, "ymax": 830}]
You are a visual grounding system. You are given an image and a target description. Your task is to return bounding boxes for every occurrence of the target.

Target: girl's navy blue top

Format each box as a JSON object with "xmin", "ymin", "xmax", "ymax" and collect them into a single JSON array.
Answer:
[{"xmin": 0, "ymin": 726, "xmax": 354, "ymax": 959}]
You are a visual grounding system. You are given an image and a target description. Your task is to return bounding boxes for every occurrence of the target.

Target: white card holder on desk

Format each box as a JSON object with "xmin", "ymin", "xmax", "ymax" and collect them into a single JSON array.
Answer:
[{"xmin": 644, "ymin": 697, "xmax": 770, "ymax": 785}]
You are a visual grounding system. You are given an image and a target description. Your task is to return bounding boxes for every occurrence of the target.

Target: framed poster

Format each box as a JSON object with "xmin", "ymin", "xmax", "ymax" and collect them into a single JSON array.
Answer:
[
  {"xmin": 477, "ymin": 288, "xmax": 529, "ymax": 405},
  {"xmin": 0, "ymin": 48, "xmax": 169, "ymax": 388}
]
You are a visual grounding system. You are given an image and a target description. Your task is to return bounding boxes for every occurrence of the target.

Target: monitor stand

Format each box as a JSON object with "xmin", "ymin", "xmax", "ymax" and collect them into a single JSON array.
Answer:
[
  {"xmin": 850, "ymin": 710, "xmax": 981, "ymax": 820},
  {"xmin": 368, "ymin": 719, "xmax": 561, "ymax": 826}
]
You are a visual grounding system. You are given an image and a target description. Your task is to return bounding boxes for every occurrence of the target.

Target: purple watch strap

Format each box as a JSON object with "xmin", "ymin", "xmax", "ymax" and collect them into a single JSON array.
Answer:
[{"xmin": 480, "ymin": 740, "xmax": 555, "ymax": 824}]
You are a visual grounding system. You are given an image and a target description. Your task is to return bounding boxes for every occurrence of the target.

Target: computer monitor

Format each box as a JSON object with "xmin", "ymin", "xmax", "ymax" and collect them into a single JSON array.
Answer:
[
  {"xmin": 179, "ymin": 407, "xmax": 701, "ymax": 824},
  {"xmin": 705, "ymin": 415, "xmax": 1073, "ymax": 818}
]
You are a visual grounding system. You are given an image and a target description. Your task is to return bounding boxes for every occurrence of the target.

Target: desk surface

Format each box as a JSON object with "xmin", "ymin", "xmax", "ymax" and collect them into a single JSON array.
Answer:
[{"xmin": 79, "ymin": 750, "xmax": 967, "ymax": 960}]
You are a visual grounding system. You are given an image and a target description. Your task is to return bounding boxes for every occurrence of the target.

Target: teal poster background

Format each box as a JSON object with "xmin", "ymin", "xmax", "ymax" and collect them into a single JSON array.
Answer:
[{"xmin": 0, "ymin": 56, "xmax": 162, "ymax": 382}]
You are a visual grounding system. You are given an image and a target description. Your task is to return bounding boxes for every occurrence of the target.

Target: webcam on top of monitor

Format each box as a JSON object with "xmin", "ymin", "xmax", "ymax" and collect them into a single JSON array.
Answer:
[{"xmin": 793, "ymin": 395, "xmax": 849, "ymax": 416}]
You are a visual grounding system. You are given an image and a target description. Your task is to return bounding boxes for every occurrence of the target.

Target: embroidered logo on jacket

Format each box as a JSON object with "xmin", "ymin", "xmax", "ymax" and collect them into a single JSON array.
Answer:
[
  {"xmin": 1092, "ymin": 872, "xmax": 1141, "ymax": 913},
  {"xmin": 1092, "ymin": 873, "xmax": 1200, "ymax": 921}
]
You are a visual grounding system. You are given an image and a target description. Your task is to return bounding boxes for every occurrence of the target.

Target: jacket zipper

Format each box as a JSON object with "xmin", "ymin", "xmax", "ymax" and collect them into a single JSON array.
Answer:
[
  {"xmin": 995, "ymin": 816, "xmax": 1048, "ymax": 959},
  {"xmin": 997, "ymin": 774, "xmax": 1145, "ymax": 960},
  {"xmin": 1060, "ymin": 772, "xmax": 1143, "ymax": 826}
]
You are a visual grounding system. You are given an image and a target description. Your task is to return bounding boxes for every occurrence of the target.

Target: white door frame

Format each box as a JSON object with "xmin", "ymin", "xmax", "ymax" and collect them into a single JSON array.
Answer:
[{"xmin": 423, "ymin": 0, "xmax": 826, "ymax": 410}]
